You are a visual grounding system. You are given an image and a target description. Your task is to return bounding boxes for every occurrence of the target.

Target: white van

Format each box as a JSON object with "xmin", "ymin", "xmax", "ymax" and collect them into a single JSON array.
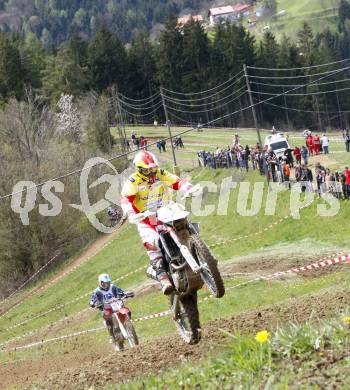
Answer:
[{"xmin": 264, "ymin": 133, "xmax": 291, "ymax": 159}]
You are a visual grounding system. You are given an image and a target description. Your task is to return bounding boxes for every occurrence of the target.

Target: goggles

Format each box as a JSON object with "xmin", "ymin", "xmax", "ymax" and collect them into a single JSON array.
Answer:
[
  {"xmin": 138, "ymin": 167, "xmax": 158, "ymax": 175},
  {"xmin": 101, "ymin": 281, "xmax": 110, "ymax": 289}
]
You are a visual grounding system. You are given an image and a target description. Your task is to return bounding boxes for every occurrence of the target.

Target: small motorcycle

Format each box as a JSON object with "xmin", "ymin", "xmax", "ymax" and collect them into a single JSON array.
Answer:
[
  {"xmin": 104, "ymin": 292, "xmax": 138, "ymax": 351},
  {"xmin": 137, "ymin": 192, "xmax": 225, "ymax": 345},
  {"xmin": 107, "ymin": 205, "xmax": 124, "ymax": 227}
]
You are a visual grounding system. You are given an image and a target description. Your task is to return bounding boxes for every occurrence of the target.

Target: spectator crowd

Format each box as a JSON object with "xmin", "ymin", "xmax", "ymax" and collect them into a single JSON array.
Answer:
[{"xmin": 197, "ymin": 130, "xmax": 350, "ymax": 199}]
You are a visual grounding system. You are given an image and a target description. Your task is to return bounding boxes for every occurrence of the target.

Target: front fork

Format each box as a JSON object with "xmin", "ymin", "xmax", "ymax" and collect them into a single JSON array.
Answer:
[
  {"xmin": 168, "ymin": 230, "xmax": 202, "ymax": 274},
  {"xmin": 113, "ymin": 313, "xmax": 128, "ymax": 339},
  {"xmin": 171, "ymin": 294, "xmax": 181, "ymax": 320}
]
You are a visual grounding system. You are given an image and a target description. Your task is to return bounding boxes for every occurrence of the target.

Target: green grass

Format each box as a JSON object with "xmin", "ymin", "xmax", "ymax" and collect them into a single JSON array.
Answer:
[
  {"xmin": 1, "ymin": 126, "xmax": 350, "ymax": 388},
  {"xmin": 251, "ymin": 0, "xmax": 340, "ymax": 41},
  {"xmin": 117, "ymin": 315, "xmax": 350, "ymax": 389},
  {"xmin": 1, "ymin": 161, "xmax": 350, "ymax": 343}
]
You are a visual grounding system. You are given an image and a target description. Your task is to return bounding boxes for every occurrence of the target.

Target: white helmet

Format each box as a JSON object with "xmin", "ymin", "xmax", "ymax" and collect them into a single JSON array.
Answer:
[
  {"xmin": 133, "ymin": 151, "xmax": 159, "ymax": 178},
  {"xmin": 98, "ymin": 273, "xmax": 111, "ymax": 291}
]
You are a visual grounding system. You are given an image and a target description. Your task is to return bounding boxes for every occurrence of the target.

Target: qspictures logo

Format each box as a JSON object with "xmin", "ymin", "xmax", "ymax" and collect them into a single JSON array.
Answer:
[{"xmin": 9, "ymin": 160, "xmax": 341, "ymax": 233}]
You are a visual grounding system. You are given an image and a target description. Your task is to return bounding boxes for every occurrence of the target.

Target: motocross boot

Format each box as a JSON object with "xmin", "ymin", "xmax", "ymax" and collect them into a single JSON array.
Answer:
[
  {"xmin": 104, "ymin": 318, "xmax": 116, "ymax": 346},
  {"xmin": 147, "ymin": 257, "xmax": 173, "ymax": 295}
]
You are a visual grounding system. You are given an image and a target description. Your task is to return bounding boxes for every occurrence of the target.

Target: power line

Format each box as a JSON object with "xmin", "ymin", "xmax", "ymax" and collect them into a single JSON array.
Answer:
[
  {"xmin": 247, "ymin": 65, "xmax": 350, "ymax": 79},
  {"xmin": 202, "ymin": 64, "xmax": 350, "ymax": 129},
  {"xmin": 247, "ymin": 57, "xmax": 350, "ymax": 71},
  {"xmin": 1, "ymin": 64, "xmax": 349, "ymax": 201},
  {"xmin": 118, "ymin": 91, "xmax": 160, "ymax": 103},
  {"xmin": 162, "ymin": 70, "xmax": 244, "ymax": 96},
  {"xmin": 160, "ymin": 75, "xmax": 245, "ymax": 102},
  {"xmin": 164, "ymin": 91, "xmax": 247, "ymax": 114},
  {"xmin": 261, "ymin": 100, "xmax": 350, "ymax": 114},
  {"xmin": 251, "ymin": 85, "xmax": 350, "ymax": 96},
  {"xmin": 119, "ymin": 102, "xmax": 163, "ymax": 117},
  {"xmin": 119, "ymin": 97, "xmax": 162, "ymax": 111},
  {"xmin": 250, "ymin": 78, "xmax": 350, "ymax": 88},
  {"xmin": 161, "ymin": 85, "xmax": 246, "ymax": 107}
]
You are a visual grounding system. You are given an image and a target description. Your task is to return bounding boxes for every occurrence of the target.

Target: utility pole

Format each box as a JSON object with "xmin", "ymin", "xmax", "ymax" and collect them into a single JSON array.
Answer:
[
  {"xmin": 335, "ymin": 84, "xmax": 343, "ymax": 129},
  {"xmin": 283, "ymin": 87, "xmax": 291, "ymax": 130},
  {"xmin": 160, "ymin": 87, "xmax": 179, "ymax": 175},
  {"xmin": 115, "ymin": 85, "xmax": 128, "ymax": 151},
  {"xmin": 243, "ymin": 64, "xmax": 262, "ymax": 146},
  {"xmin": 315, "ymin": 96, "xmax": 323, "ymax": 132}
]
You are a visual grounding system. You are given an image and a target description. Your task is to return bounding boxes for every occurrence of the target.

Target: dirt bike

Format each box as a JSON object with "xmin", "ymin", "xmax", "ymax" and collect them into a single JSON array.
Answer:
[
  {"xmin": 138, "ymin": 191, "xmax": 225, "ymax": 345},
  {"xmin": 107, "ymin": 205, "xmax": 124, "ymax": 227},
  {"xmin": 104, "ymin": 292, "xmax": 139, "ymax": 351}
]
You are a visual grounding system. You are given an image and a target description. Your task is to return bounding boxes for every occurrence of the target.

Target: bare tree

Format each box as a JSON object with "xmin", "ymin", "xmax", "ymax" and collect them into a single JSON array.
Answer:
[{"xmin": 0, "ymin": 89, "xmax": 56, "ymax": 166}]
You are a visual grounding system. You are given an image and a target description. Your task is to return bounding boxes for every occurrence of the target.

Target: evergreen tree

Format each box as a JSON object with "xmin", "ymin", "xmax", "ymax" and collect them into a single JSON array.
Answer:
[
  {"xmin": 182, "ymin": 20, "xmax": 210, "ymax": 92},
  {"xmin": 338, "ymin": 0, "xmax": 350, "ymax": 32},
  {"xmin": 127, "ymin": 30, "xmax": 157, "ymax": 98},
  {"xmin": 87, "ymin": 26, "xmax": 127, "ymax": 92},
  {"xmin": 41, "ymin": 44, "xmax": 90, "ymax": 102},
  {"xmin": 0, "ymin": 33, "xmax": 24, "ymax": 100},
  {"xmin": 157, "ymin": 15, "xmax": 184, "ymax": 90}
]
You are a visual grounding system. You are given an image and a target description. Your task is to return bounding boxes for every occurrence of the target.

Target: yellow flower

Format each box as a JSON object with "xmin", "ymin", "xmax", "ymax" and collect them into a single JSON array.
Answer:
[
  {"xmin": 255, "ymin": 330, "xmax": 269, "ymax": 343},
  {"xmin": 343, "ymin": 316, "xmax": 350, "ymax": 325}
]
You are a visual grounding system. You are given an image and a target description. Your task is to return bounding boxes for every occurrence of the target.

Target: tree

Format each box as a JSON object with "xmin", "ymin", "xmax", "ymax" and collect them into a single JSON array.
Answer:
[
  {"xmin": 41, "ymin": 43, "xmax": 90, "ymax": 102},
  {"xmin": 81, "ymin": 93, "xmax": 114, "ymax": 153},
  {"xmin": 0, "ymin": 89, "xmax": 55, "ymax": 165},
  {"xmin": 262, "ymin": 0, "xmax": 277, "ymax": 15},
  {"xmin": 258, "ymin": 30, "xmax": 279, "ymax": 68},
  {"xmin": 21, "ymin": 31, "xmax": 46, "ymax": 89},
  {"xmin": 56, "ymin": 94, "xmax": 81, "ymax": 142},
  {"xmin": 181, "ymin": 20, "xmax": 210, "ymax": 92},
  {"xmin": 157, "ymin": 15, "xmax": 184, "ymax": 90},
  {"xmin": 0, "ymin": 33, "xmax": 25, "ymax": 100},
  {"xmin": 87, "ymin": 26, "xmax": 127, "ymax": 92},
  {"xmin": 339, "ymin": 0, "xmax": 350, "ymax": 32},
  {"xmin": 127, "ymin": 30, "xmax": 157, "ymax": 98},
  {"xmin": 297, "ymin": 22, "xmax": 317, "ymax": 66}
]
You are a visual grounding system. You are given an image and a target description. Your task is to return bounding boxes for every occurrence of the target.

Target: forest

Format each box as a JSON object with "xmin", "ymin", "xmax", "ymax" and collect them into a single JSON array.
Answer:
[
  {"xmin": 0, "ymin": 0, "xmax": 212, "ymax": 43},
  {"xmin": 1, "ymin": 1, "xmax": 350, "ymax": 295}
]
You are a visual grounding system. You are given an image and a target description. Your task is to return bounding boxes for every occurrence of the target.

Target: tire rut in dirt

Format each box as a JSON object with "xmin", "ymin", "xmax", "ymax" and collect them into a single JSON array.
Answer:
[
  {"xmin": 189, "ymin": 235, "xmax": 225, "ymax": 298},
  {"xmin": 19, "ymin": 288, "xmax": 350, "ymax": 390}
]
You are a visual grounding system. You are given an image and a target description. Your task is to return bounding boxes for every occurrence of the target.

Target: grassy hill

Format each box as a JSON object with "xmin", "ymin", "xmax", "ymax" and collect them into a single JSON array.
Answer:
[
  {"xmin": 250, "ymin": 0, "xmax": 340, "ymax": 41},
  {"xmin": 1, "ymin": 127, "xmax": 350, "ymax": 388}
]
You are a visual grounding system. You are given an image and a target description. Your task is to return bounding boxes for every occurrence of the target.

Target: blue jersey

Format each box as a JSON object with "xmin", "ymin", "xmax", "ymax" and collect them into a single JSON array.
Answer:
[{"xmin": 90, "ymin": 284, "xmax": 124, "ymax": 309}]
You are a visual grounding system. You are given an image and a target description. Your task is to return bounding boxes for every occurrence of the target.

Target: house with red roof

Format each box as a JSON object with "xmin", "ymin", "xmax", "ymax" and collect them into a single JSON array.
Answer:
[
  {"xmin": 208, "ymin": 3, "xmax": 254, "ymax": 26},
  {"xmin": 177, "ymin": 14, "xmax": 204, "ymax": 28}
]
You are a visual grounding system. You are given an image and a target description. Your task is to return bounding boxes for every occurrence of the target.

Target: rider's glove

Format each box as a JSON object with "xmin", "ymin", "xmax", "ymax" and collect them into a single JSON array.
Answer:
[
  {"xmin": 182, "ymin": 183, "xmax": 203, "ymax": 199},
  {"xmin": 124, "ymin": 291, "xmax": 135, "ymax": 299}
]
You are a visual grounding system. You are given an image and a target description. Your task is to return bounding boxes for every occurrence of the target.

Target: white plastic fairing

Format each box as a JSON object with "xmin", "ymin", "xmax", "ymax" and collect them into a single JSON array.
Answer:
[{"xmin": 157, "ymin": 202, "xmax": 190, "ymax": 223}]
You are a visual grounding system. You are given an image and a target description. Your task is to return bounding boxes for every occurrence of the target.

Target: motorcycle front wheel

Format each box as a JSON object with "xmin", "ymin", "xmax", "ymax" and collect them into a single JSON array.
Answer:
[
  {"xmin": 189, "ymin": 235, "xmax": 225, "ymax": 298},
  {"xmin": 170, "ymin": 293, "xmax": 201, "ymax": 345},
  {"xmin": 124, "ymin": 319, "xmax": 139, "ymax": 348}
]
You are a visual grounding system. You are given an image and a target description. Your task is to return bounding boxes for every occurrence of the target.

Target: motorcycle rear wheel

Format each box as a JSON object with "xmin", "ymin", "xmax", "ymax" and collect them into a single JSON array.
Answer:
[
  {"xmin": 171, "ymin": 293, "xmax": 201, "ymax": 345},
  {"xmin": 124, "ymin": 319, "xmax": 139, "ymax": 348},
  {"xmin": 189, "ymin": 235, "xmax": 225, "ymax": 298}
]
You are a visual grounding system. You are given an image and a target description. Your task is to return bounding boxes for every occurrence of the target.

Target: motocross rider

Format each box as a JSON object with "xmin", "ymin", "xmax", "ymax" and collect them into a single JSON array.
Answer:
[
  {"xmin": 121, "ymin": 151, "xmax": 197, "ymax": 295},
  {"xmin": 90, "ymin": 274, "xmax": 127, "ymax": 348}
]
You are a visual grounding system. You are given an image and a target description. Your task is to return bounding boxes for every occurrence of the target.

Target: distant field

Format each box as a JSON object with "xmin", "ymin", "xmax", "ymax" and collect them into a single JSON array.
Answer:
[
  {"xmin": 116, "ymin": 125, "xmax": 348, "ymax": 170},
  {"xmin": 249, "ymin": 0, "xmax": 340, "ymax": 41}
]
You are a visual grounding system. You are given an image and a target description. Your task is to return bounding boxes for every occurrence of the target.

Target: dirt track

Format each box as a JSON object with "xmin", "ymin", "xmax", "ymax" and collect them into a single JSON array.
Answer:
[
  {"xmin": 23, "ymin": 287, "xmax": 350, "ymax": 390},
  {"xmin": 1, "ymin": 249, "xmax": 348, "ymax": 389}
]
